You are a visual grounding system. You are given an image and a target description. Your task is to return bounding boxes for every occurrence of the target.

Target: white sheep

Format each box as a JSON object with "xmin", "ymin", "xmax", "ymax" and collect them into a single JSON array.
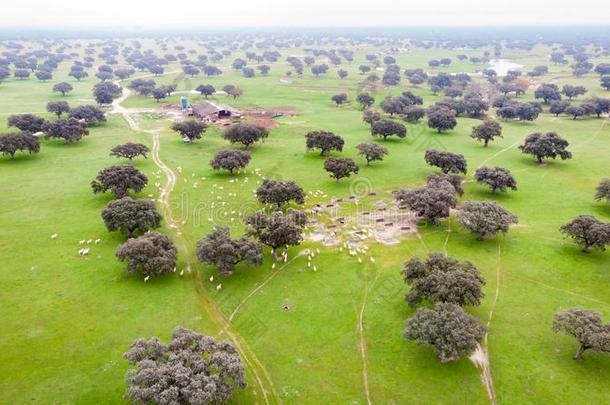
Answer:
[{"xmin": 216, "ymin": 284, "xmax": 222, "ymax": 291}]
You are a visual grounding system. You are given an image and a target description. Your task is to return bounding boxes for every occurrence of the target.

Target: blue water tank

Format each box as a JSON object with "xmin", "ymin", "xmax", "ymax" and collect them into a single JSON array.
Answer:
[{"xmin": 180, "ymin": 96, "xmax": 188, "ymax": 109}]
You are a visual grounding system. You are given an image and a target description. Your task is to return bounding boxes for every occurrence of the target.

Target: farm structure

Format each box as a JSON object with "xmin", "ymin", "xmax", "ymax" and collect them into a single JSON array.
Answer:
[{"xmin": 190, "ymin": 101, "xmax": 242, "ymax": 121}]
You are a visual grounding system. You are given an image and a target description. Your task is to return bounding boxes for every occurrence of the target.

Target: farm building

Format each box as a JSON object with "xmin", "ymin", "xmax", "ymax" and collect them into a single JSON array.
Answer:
[{"xmin": 190, "ymin": 101, "xmax": 242, "ymax": 121}]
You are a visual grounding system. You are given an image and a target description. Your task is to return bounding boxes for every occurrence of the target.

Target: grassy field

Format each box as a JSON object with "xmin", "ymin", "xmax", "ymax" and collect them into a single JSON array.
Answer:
[{"xmin": 1, "ymin": 39, "xmax": 609, "ymax": 404}]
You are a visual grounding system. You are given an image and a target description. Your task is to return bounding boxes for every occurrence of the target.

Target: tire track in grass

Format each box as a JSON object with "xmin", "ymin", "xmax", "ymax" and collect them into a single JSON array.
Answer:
[
  {"xmin": 573, "ymin": 118, "xmax": 607, "ymax": 150},
  {"xmin": 477, "ymin": 140, "xmax": 522, "ymax": 169},
  {"xmin": 470, "ymin": 242, "xmax": 501, "ymax": 405},
  {"xmin": 224, "ymin": 249, "xmax": 310, "ymax": 326},
  {"xmin": 113, "ymin": 85, "xmax": 280, "ymax": 405},
  {"xmin": 356, "ymin": 267, "xmax": 379, "ymax": 405}
]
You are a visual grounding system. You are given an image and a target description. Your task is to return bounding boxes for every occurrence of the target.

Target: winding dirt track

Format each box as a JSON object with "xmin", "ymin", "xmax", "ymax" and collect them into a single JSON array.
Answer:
[
  {"xmin": 470, "ymin": 243, "xmax": 501, "ymax": 405},
  {"xmin": 111, "ymin": 85, "xmax": 280, "ymax": 405},
  {"xmin": 357, "ymin": 269, "xmax": 379, "ymax": 405}
]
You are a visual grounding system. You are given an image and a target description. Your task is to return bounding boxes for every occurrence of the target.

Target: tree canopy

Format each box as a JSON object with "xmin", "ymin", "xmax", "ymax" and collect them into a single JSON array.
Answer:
[
  {"xmin": 110, "ymin": 142, "xmax": 149, "ymax": 160},
  {"xmin": 210, "ymin": 149, "xmax": 251, "ymax": 175},
  {"xmin": 115, "ymin": 232, "xmax": 177, "ymax": 278},
  {"xmin": 425, "ymin": 150, "xmax": 467, "ymax": 174},
  {"xmin": 323, "ymin": 157, "xmax": 359, "ymax": 183},
  {"xmin": 356, "ymin": 143, "xmax": 389, "ymax": 165},
  {"xmin": 124, "ymin": 327, "xmax": 246, "ymax": 404},
  {"xmin": 594, "ymin": 178, "xmax": 610, "ymax": 203},
  {"xmin": 246, "ymin": 210, "xmax": 306, "ymax": 254},
  {"xmin": 427, "ymin": 106, "xmax": 457, "ymax": 133},
  {"xmin": 305, "ymin": 131, "xmax": 344, "ymax": 156},
  {"xmin": 404, "ymin": 303, "xmax": 486, "ymax": 363},
  {"xmin": 91, "ymin": 165, "xmax": 148, "ymax": 198},
  {"xmin": 552, "ymin": 308, "xmax": 610, "ymax": 361},
  {"xmin": 470, "ymin": 119, "xmax": 502, "ymax": 147},
  {"xmin": 394, "ymin": 178, "xmax": 458, "ymax": 224},
  {"xmin": 0, "ymin": 132, "xmax": 40, "ymax": 159},
  {"xmin": 474, "ymin": 166, "xmax": 517, "ymax": 193},
  {"xmin": 42, "ymin": 118, "xmax": 89, "ymax": 143},
  {"xmin": 196, "ymin": 227, "xmax": 263, "ymax": 277},
  {"xmin": 223, "ymin": 123, "xmax": 268, "ymax": 149},
  {"xmin": 172, "ymin": 120, "xmax": 207, "ymax": 143},
  {"xmin": 519, "ymin": 132, "xmax": 572, "ymax": 164},
  {"xmin": 371, "ymin": 119, "xmax": 407, "ymax": 140},
  {"xmin": 102, "ymin": 197, "xmax": 162, "ymax": 237},
  {"xmin": 255, "ymin": 179, "xmax": 305, "ymax": 208},
  {"xmin": 402, "ymin": 253, "xmax": 486, "ymax": 307},
  {"xmin": 560, "ymin": 215, "xmax": 610, "ymax": 252},
  {"xmin": 457, "ymin": 200, "xmax": 518, "ymax": 240}
]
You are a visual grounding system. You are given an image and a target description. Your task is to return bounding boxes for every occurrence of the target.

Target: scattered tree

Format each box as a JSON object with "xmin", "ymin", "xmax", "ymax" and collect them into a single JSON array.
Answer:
[
  {"xmin": 371, "ymin": 119, "xmax": 407, "ymax": 141},
  {"xmin": 404, "ymin": 303, "xmax": 486, "ymax": 363},
  {"xmin": 91, "ymin": 165, "xmax": 148, "ymax": 198},
  {"xmin": 196, "ymin": 84, "xmax": 215, "ymax": 98},
  {"xmin": 331, "ymin": 93, "xmax": 348, "ymax": 106},
  {"xmin": 123, "ymin": 327, "xmax": 246, "ymax": 404},
  {"xmin": 93, "ymin": 81, "xmax": 122, "ymax": 105},
  {"xmin": 457, "ymin": 200, "xmax": 518, "ymax": 240},
  {"xmin": 323, "ymin": 157, "xmax": 359, "ymax": 183},
  {"xmin": 427, "ymin": 173, "xmax": 464, "ymax": 196},
  {"xmin": 197, "ymin": 227, "xmax": 263, "ymax": 276},
  {"xmin": 305, "ymin": 131, "xmax": 344, "ymax": 156},
  {"xmin": 46, "ymin": 101, "xmax": 70, "ymax": 118},
  {"xmin": 427, "ymin": 107, "xmax": 457, "ymax": 133},
  {"xmin": 362, "ymin": 109, "xmax": 381, "ymax": 127},
  {"xmin": 394, "ymin": 180, "xmax": 457, "ymax": 224},
  {"xmin": 470, "ymin": 119, "xmax": 502, "ymax": 147},
  {"xmin": 102, "ymin": 197, "xmax": 162, "ymax": 237},
  {"xmin": 402, "ymin": 253, "xmax": 485, "ymax": 307},
  {"xmin": 594, "ymin": 178, "xmax": 610, "ymax": 204},
  {"xmin": 534, "ymin": 83, "xmax": 561, "ymax": 104},
  {"xmin": 210, "ymin": 149, "xmax": 251, "ymax": 175},
  {"xmin": 223, "ymin": 123, "xmax": 268, "ymax": 149},
  {"xmin": 69, "ymin": 105, "xmax": 106, "ymax": 125},
  {"xmin": 560, "ymin": 215, "xmax": 610, "ymax": 252},
  {"xmin": 256, "ymin": 179, "xmax": 305, "ymax": 208},
  {"xmin": 474, "ymin": 166, "xmax": 517, "ymax": 193},
  {"xmin": 0, "ymin": 132, "xmax": 40, "ymax": 159},
  {"xmin": 110, "ymin": 142, "xmax": 149, "ymax": 160},
  {"xmin": 42, "ymin": 118, "xmax": 89, "ymax": 143},
  {"xmin": 172, "ymin": 120, "xmax": 207, "ymax": 143},
  {"xmin": 8, "ymin": 113, "xmax": 45, "ymax": 133},
  {"xmin": 519, "ymin": 132, "xmax": 572, "ymax": 164},
  {"xmin": 246, "ymin": 210, "xmax": 306, "ymax": 257},
  {"xmin": 425, "ymin": 150, "xmax": 467, "ymax": 174},
  {"xmin": 549, "ymin": 100, "xmax": 570, "ymax": 116},
  {"xmin": 115, "ymin": 232, "xmax": 177, "ymax": 278},
  {"xmin": 562, "ymin": 85, "xmax": 587, "ymax": 100},
  {"xmin": 356, "ymin": 93, "xmax": 375, "ymax": 109},
  {"xmin": 552, "ymin": 308, "xmax": 610, "ymax": 360},
  {"xmin": 356, "ymin": 143, "xmax": 388, "ymax": 165},
  {"xmin": 52, "ymin": 82, "xmax": 73, "ymax": 96}
]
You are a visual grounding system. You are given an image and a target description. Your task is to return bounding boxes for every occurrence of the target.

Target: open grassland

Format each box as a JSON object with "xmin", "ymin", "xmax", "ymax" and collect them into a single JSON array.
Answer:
[{"xmin": 1, "ymin": 40, "xmax": 609, "ymax": 404}]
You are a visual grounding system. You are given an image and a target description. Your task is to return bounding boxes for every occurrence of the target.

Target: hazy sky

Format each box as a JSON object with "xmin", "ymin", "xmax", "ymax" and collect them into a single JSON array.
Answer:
[{"xmin": 3, "ymin": 0, "xmax": 610, "ymax": 28}]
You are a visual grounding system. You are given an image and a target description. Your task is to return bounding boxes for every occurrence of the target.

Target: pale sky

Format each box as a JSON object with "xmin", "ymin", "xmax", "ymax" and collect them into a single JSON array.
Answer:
[{"xmin": 2, "ymin": 0, "xmax": 610, "ymax": 28}]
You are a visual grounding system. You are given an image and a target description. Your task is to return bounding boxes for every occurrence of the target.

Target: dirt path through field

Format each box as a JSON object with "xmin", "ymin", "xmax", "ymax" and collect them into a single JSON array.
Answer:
[
  {"xmin": 470, "ymin": 242, "xmax": 501, "ymax": 404},
  {"xmin": 357, "ymin": 268, "xmax": 379, "ymax": 405},
  {"xmin": 113, "ymin": 85, "xmax": 281, "ymax": 405}
]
